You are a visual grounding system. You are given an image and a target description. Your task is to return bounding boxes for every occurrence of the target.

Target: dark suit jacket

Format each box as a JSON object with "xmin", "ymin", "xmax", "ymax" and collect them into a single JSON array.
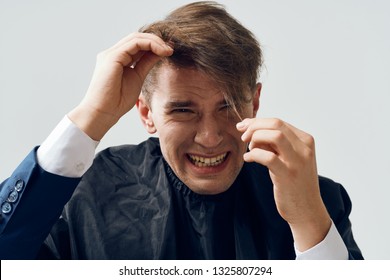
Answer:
[{"xmin": 0, "ymin": 138, "xmax": 363, "ymax": 259}]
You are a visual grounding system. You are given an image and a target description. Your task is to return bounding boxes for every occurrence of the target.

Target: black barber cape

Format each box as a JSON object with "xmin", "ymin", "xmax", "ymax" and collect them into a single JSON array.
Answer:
[{"xmin": 38, "ymin": 138, "xmax": 363, "ymax": 259}]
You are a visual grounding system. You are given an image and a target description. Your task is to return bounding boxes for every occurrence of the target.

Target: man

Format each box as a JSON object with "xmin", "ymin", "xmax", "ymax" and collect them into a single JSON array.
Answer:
[{"xmin": 0, "ymin": 1, "xmax": 362, "ymax": 259}]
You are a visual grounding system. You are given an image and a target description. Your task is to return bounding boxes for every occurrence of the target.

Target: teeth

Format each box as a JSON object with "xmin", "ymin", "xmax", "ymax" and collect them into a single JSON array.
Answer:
[{"xmin": 188, "ymin": 153, "xmax": 228, "ymax": 167}]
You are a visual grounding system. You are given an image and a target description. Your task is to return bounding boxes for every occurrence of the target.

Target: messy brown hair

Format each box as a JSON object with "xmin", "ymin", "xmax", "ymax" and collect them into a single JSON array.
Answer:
[{"xmin": 140, "ymin": 1, "xmax": 263, "ymax": 115}]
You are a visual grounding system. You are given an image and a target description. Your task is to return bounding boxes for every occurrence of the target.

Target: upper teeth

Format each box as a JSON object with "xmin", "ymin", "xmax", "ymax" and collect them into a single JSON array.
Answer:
[{"xmin": 189, "ymin": 153, "xmax": 227, "ymax": 167}]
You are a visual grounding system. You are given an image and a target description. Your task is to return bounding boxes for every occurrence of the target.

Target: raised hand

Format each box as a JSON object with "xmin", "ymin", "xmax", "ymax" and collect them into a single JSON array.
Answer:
[
  {"xmin": 68, "ymin": 33, "xmax": 173, "ymax": 140},
  {"xmin": 237, "ymin": 118, "xmax": 332, "ymax": 251}
]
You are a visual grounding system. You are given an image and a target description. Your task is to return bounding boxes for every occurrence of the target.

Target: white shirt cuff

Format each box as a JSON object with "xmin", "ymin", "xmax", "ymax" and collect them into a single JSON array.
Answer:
[
  {"xmin": 295, "ymin": 220, "xmax": 348, "ymax": 260},
  {"xmin": 37, "ymin": 115, "xmax": 99, "ymax": 178}
]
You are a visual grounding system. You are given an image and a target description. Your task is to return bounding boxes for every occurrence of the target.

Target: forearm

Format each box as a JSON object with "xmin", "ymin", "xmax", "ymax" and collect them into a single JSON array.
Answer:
[
  {"xmin": 289, "ymin": 201, "xmax": 332, "ymax": 252},
  {"xmin": 67, "ymin": 104, "xmax": 119, "ymax": 141}
]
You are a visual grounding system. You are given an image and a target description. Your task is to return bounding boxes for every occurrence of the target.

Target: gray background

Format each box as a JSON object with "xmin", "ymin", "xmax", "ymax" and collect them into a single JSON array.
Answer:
[{"xmin": 1, "ymin": 0, "xmax": 389, "ymax": 259}]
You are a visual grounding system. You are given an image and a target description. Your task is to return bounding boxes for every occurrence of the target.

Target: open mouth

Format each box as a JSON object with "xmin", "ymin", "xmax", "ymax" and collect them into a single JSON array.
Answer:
[{"xmin": 187, "ymin": 152, "xmax": 229, "ymax": 167}]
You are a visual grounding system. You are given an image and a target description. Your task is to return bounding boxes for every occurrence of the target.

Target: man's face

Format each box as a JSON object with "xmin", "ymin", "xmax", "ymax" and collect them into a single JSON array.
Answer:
[{"xmin": 142, "ymin": 65, "xmax": 259, "ymax": 194}]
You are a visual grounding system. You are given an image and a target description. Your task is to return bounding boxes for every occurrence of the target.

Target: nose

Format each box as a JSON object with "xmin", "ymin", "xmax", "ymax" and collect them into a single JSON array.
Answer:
[{"xmin": 194, "ymin": 113, "xmax": 223, "ymax": 149}]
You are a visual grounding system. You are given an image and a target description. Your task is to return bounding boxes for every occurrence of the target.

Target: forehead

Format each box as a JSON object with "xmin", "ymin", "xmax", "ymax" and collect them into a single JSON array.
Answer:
[{"xmin": 153, "ymin": 65, "xmax": 224, "ymax": 101}]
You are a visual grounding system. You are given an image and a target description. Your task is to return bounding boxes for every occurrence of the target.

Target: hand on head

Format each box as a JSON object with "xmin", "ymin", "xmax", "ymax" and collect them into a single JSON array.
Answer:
[{"xmin": 68, "ymin": 33, "xmax": 173, "ymax": 141}]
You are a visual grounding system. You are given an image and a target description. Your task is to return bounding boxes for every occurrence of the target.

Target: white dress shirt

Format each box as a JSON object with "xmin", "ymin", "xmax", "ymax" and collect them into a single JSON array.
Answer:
[{"xmin": 37, "ymin": 115, "xmax": 348, "ymax": 260}]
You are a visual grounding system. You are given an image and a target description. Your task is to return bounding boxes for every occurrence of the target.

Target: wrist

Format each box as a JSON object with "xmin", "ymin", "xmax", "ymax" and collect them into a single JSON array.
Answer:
[
  {"xmin": 68, "ymin": 104, "xmax": 119, "ymax": 141},
  {"xmin": 289, "ymin": 207, "xmax": 332, "ymax": 252},
  {"xmin": 38, "ymin": 115, "xmax": 99, "ymax": 177}
]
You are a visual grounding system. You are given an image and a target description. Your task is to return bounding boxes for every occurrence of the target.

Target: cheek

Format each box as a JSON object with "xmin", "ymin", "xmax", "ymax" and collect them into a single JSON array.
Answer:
[
  {"xmin": 226, "ymin": 123, "xmax": 247, "ymax": 154},
  {"xmin": 157, "ymin": 122, "xmax": 194, "ymax": 158},
  {"xmin": 158, "ymin": 120, "xmax": 195, "ymax": 141}
]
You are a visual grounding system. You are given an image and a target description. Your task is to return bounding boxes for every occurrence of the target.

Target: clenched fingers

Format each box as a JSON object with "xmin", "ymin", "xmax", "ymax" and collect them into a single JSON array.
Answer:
[
  {"xmin": 236, "ymin": 118, "xmax": 316, "ymax": 170},
  {"xmin": 98, "ymin": 33, "xmax": 173, "ymax": 68}
]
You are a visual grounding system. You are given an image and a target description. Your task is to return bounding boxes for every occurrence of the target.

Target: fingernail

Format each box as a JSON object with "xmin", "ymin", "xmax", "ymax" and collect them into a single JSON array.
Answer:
[
  {"xmin": 241, "ymin": 132, "xmax": 247, "ymax": 141},
  {"xmin": 165, "ymin": 44, "xmax": 174, "ymax": 51},
  {"xmin": 236, "ymin": 121, "xmax": 246, "ymax": 129},
  {"xmin": 243, "ymin": 152, "xmax": 250, "ymax": 162}
]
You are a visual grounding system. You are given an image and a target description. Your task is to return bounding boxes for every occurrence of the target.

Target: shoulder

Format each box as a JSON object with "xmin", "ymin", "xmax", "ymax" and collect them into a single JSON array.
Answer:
[
  {"xmin": 317, "ymin": 176, "xmax": 353, "ymax": 219},
  {"xmin": 72, "ymin": 137, "xmax": 164, "ymax": 198},
  {"xmin": 318, "ymin": 176, "xmax": 350, "ymax": 204},
  {"xmin": 95, "ymin": 137, "xmax": 161, "ymax": 165},
  {"xmin": 64, "ymin": 137, "xmax": 167, "ymax": 215}
]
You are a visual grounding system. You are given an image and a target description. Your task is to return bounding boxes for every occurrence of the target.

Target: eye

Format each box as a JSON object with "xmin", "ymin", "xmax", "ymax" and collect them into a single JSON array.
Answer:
[
  {"xmin": 219, "ymin": 103, "xmax": 232, "ymax": 111},
  {"xmin": 169, "ymin": 108, "xmax": 197, "ymax": 122},
  {"xmin": 172, "ymin": 108, "xmax": 193, "ymax": 113}
]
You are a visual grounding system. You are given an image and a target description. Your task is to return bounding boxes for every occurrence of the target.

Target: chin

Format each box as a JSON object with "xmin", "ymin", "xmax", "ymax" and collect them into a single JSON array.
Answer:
[{"xmin": 186, "ymin": 179, "xmax": 235, "ymax": 195}]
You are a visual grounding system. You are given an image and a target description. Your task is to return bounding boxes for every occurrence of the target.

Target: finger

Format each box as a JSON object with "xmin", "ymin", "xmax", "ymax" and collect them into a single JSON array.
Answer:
[
  {"xmin": 236, "ymin": 118, "xmax": 256, "ymax": 132},
  {"xmin": 128, "ymin": 51, "xmax": 146, "ymax": 68},
  {"xmin": 239, "ymin": 118, "xmax": 286, "ymax": 142},
  {"xmin": 243, "ymin": 148, "xmax": 287, "ymax": 176},
  {"xmin": 121, "ymin": 38, "xmax": 172, "ymax": 56},
  {"xmin": 116, "ymin": 38, "xmax": 173, "ymax": 65},
  {"xmin": 248, "ymin": 129, "xmax": 296, "ymax": 160},
  {"xmin": 240, "ymin": 118, "xmax": 308, "ymax": 153},
  {"xmin": 102, "ymin": 38, "xmax": 172, "ymax": 69},
  {"xmin": 284, "ymin": 122, "xmax": 315, "ymax": 148},
  {"xmin": 109, "ymin": 32, "xmax": 168, "ymax": 51}
]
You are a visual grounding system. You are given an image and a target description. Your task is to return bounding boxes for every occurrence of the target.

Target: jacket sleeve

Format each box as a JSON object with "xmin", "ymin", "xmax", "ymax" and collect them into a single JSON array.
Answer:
[
  {"xmin": 338, "ymin": 185, "xmax": 364, "ymax": 260},
  {"xmin": 319, "ymin": 177, "xmax": 364, "ymax": 260},
  {"xmin": 0, "ymin": 147, "xmax": 80, "ymax": 259}
]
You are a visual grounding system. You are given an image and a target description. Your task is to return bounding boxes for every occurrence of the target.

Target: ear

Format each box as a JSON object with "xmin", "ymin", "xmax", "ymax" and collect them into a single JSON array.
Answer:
[
  {"xmin": 136, "ymin": 95, "xmax": 157, "ymax": 134},
  {"xmin": 252, "ymin": 83, "xmax": 262, "ymax": 117}
]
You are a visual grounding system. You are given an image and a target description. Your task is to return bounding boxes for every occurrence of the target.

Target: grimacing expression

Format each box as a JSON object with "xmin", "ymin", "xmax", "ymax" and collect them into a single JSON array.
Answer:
[{"xmin": 139, "ymin": 65, "xmax": 260, "ymax": 195}]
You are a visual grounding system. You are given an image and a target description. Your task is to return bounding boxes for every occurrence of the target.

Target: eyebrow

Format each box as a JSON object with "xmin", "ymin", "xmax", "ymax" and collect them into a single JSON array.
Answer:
[
  {"xmin": 164, "ymin": 101, "xmax": 195, "ymax": 109},
  {"xmin": 164, "ymin": 99, "xmax": 229, "ymax": 109}
]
